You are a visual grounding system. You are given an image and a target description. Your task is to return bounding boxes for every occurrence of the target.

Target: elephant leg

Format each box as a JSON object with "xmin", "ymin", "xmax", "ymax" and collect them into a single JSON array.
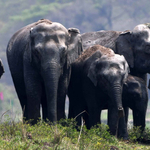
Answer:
[
  {"xmin": 87, "ymin": 111, "xmax": 100, "ymax": 129},
  {"xmin": 117, "ymin": 107, "xmax": 129, "ymax": 139},
  {"xmin": 68, "ymin": 99, "xmax": 74, "ymax": 119},
  {"xmin": 124, "ymin": 107, "xmax": 129, "ymax": 123},
  {"xmin": 24, "ymin": 63, "xmax": 42, "ymax": 125},
  {"xmin": 68, "ymin": 67, "xmax": 84, "ymax": 126},
  {"xmin": 25, "ymin": 75, "xmax": 42, "ymax": 124},
  {"xmin": 57, "ymin": 65, "xmax": 71, "ymax": 120},
  {"xmin": 68, "ymin": 91, "xmax": 84, "ymax": 127},
  {"xmin": 99, "ymin": 110, "xmax": 102, "ymax": 124},
  {"xmin": 108, "ymin": 106, "xmax": 119, "ymax": 136},
  {"xmin": 11, "ymin": 74, "xmax": 27, "ymax": 121},
  {"xmin": 86, "ymin": 105, "xmax": 100, "ymax": 129},
  {"xmin": 133, "ymin": 109, "xmax": 146, "ymax": 131},
  {"xmin": 68, "ymin": 97, "xmax": 79, "ymax": 119},
  {"xmin": 41, "ymin": 86, "xmax": 47, "ymax": 121},
  {"xmin": 83, "ymin": 83, "xmax": 100, "ymax": 129}
]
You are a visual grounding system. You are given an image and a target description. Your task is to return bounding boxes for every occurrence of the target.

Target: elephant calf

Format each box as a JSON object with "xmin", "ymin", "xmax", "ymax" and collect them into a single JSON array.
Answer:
[
  {"xmin": 102, "ymin": 75, "xmax": 148, "ymax": 139},
  {"xmin": 68, "ymin": 45, "xmax": 129, "ymax": 138},
  {"xmin": 117, "ymin": 75, "xmax": 148, "ymax": 137}
]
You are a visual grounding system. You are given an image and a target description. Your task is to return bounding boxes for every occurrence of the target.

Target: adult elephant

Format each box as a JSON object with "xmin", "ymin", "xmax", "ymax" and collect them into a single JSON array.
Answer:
[
  {"xmin": 68, "ymin": 45, "xmax": 129, "ymax": 138},
  {"xmin": 6, "ymin": 19, "xmax": 83, "ymax": 124}
]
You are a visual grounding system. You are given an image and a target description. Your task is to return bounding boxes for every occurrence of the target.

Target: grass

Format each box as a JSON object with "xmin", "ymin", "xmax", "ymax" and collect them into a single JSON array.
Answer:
[{"xmin": 0, "ymin": 115, "xmax": 150, "ymax": 150}]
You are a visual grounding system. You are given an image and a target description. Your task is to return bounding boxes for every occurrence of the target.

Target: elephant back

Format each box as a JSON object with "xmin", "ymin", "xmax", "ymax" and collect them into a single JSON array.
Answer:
[{"xmin": 81, "ymin": 30, "xmax": 121, "ymax": 51}]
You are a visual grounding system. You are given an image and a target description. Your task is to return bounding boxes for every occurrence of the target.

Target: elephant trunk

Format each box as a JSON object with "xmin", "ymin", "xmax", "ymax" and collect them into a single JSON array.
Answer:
[
  {"xmin": 42, "ymin": 62, "xmax": 60, "ymax": 123},
  {"xmin": 111, "ymin": 84, "xmax": 124, "ymax": 118},
  {"xmin": 108, "ymin": 84, "xmax": 124, "ymax": 136}
]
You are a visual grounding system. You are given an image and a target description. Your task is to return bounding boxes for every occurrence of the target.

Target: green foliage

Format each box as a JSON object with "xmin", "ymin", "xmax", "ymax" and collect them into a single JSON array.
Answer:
[
  {"xmin": 142, "ymin": 127, "xmax": 150, "ymax": 141},
  {"xmin": 128, "ymin": 126, "xmax": 150, "ymax": 144},
  {"xmin": 10, "ymin": 3, "xmax": 63, "ymax": 22},
  {"xmin": 128, "ymin": 126, "xmax": 143, "ymax": 142}
]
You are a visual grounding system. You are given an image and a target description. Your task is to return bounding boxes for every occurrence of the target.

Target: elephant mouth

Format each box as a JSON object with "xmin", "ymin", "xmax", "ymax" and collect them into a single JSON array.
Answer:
[{"xmin": 118, "ymin": 107, "xmax": 124, "ymax": 118}]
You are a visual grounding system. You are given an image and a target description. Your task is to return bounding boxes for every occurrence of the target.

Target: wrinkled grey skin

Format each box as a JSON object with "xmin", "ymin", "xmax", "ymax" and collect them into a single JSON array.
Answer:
[
  {"xmin": 68, "ymin": 45, "xmax": 129, "ymax": 138},
  {"xmin": 6, "ymin": 19, "xmax": 83, "ymax": 124},
  {"xmin": 81, "ymin": 24, "xmax": 150, "ymax": 136}
]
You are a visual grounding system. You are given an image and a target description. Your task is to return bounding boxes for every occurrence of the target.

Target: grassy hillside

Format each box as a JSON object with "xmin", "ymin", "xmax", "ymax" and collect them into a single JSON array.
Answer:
[{"xmin": 0, "ymin": 118, "xmax": 150, "ymax": 149}]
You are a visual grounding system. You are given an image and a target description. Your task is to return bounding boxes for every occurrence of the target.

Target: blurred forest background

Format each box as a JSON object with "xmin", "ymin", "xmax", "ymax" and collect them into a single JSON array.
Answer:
[{"xmin": 0, "ymin": 0, "xmax": 150, "ymax": 122}]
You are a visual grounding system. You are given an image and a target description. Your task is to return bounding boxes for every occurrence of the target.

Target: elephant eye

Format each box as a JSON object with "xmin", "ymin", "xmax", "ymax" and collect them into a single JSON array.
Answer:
[
  {"xmin": 33, "ymin": 44, "xmax": 42, "ymax": 58},
  {"xmin": 59, "ymin": 46, "xmax": 66, "ymax": 54},
  {"xmin": 59, "ymin": 34, "xmax": 65, "ymax": 39}
]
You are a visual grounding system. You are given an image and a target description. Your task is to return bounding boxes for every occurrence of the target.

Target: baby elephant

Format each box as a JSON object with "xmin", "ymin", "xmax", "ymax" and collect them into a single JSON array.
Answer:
[
  {"xmin": 68, "ymin": 45, "xmax": 129, "ymax": 138},
  {"xmin": 117, "ymin": 75, "xmax": 148, "ymax": 138},
  {"xmin": 102, "ymin": 75, "xmax": 148, "ymax": 139}
]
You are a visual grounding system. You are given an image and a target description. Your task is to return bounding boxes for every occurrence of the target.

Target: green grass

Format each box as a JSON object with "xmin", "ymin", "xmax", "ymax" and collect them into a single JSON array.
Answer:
[{"xmin": 0, "ymin": 115, "xmax": 150, "ymax": 150}]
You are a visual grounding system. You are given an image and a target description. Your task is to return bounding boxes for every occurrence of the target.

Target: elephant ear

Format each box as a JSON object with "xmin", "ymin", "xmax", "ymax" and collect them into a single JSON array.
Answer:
[
  {"xmin": 27, "ymin": 27, "xmax": 39, "ymax": 62},
  {"xmin": 116, "ymin": 31, "xmax": 134, "ymax": 68},
  {"xmin": 124, "ymin": 57, "xmax": 130, "ymax": 80},
  {"xmin": 67, "ymin": 28, "xmax": 83, "ymax": 67},
  {"xmin": 26, "ymin": 27, "xmax": 34, "ymax": 62},
  {"xmin": 121, "ymin": 55, "xmax": 130, "ymax": 82},
  {"xmin": 87, "ymin": 51, "xmax": 102, "ymax": 86}
]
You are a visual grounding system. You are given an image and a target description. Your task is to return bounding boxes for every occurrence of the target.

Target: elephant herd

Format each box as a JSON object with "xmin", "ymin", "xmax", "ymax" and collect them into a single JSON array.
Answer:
[{"xmin": 4, "ymin": 19, "xmax": 150, "ymax": 139}]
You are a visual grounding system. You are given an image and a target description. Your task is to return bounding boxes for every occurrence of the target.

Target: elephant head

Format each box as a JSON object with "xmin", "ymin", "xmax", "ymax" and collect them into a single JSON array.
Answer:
[
  {"xmin": 116, "ymin": 24, "xmax": 150, "ymax": 74},
  {"xmin": 29, "ymin": 22, "xmax": 83, "ymax": 68},
  {"xmin": 87, "ymin": 49, "xmax": 129, "ymax": 118}
]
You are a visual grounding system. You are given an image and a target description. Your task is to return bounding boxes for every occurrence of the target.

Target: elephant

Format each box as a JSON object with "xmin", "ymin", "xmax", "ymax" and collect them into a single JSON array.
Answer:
[
  {"xmin": 118, "ymin": 75, "xmax": 148, "ymax": 137},
  {"xmin": 6, "ymin": 19, "xmax": 83, "ymax": 124},
  {"xmin": 102, "ymin": 75, "xmax": 148, "ymax": 139},
  {"xmin": 68, "ymin": 45, "xmax": 129, "ymax": 138}
]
